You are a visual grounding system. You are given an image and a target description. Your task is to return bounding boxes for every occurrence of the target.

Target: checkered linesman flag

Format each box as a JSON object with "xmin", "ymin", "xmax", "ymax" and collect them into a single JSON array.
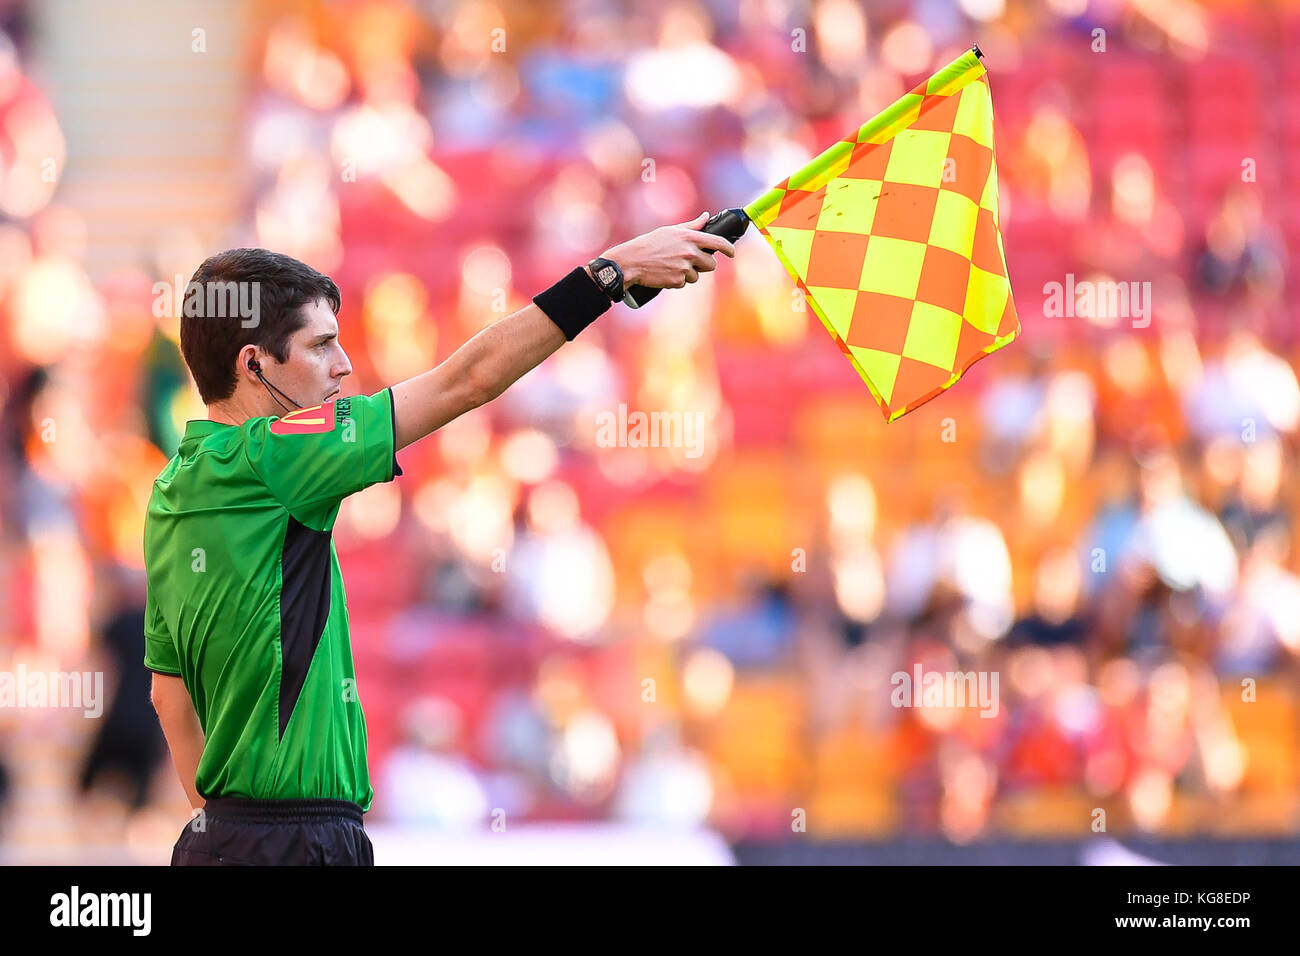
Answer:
[{"xmin": 743, "ymin": 47, "xmax": 1019, "ymax": 422}]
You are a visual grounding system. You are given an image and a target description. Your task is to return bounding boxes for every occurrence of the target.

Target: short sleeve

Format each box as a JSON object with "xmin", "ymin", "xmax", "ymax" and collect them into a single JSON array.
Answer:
[
  {"xmin": 143, "ymin": 584, "xmax": 182, "ymax": 676},
  {"xmin": 244, "ymin": 388, "xmax": 403, "ymax": 520}
]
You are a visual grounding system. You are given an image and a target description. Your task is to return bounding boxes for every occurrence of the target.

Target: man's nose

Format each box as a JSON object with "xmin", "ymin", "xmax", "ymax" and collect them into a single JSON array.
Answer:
[{"xmin": 334, "ymin": 350, "xmax": 353, "ymax": 378}]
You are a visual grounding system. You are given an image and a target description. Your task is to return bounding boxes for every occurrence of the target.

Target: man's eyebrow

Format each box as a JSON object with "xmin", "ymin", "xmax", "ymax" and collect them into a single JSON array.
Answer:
[{"xmin": 313, "ymin": 332, "xmax": 338, "ymax": 343}]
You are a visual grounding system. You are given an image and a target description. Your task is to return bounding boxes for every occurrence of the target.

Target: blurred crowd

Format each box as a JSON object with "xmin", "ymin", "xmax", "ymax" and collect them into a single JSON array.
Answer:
[{"xmin": 1, "ymin": 0, "xmax": 1298, "ymax": 849}]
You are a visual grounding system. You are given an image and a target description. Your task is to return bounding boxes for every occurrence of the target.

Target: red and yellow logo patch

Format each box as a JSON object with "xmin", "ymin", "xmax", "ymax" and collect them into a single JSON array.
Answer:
[{"xmin": 270, "ymin": 401, "xmax": 338, "ymax": 435}]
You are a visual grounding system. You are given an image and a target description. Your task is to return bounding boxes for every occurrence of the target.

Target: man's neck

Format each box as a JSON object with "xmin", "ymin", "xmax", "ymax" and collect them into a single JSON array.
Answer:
[
  {"xmin": 207, "ymin": 405, "xmax": 245, "ymax": 426},
  {"xmin": 208, "ymin": 394, "xmax": 269, "ymax": 426}
]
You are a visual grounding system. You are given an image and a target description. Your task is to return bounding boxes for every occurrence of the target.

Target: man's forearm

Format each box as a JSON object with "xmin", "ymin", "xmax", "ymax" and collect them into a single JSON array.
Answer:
[
  {"xmin": 466, "ymin": 302, "xmax": 568, "ymax": 406},
  {"xmin": 391, "ymin": 301, "xmax": 567, "ymax": 451},
  {"xmin": 155, "ymin": 703, "xmax": 206, "ymax": 810}
]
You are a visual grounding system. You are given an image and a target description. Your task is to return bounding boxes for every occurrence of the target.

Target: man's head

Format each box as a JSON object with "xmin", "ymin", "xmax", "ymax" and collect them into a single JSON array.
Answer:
[{"xmin": 179, "ymin": 248, "xmax": 352, "ymax": 421}]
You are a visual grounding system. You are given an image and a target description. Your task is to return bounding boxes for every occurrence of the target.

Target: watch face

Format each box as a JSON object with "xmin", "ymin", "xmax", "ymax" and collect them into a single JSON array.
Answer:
[{"xmin": 597, "ymin": 265, "xmax": 618, "ymax": 288}]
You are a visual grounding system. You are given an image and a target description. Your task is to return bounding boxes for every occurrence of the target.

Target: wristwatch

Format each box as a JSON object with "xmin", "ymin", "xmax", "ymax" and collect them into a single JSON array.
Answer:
[{"xmin": 587, "ymin": 257, "xmax": 626, "ymax": 303}]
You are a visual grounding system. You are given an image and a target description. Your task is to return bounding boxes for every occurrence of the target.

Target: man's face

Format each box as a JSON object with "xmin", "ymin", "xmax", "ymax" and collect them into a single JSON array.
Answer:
[{"xmin": 260, "ymin": 299, "xmax": 352, "ymax": 410}]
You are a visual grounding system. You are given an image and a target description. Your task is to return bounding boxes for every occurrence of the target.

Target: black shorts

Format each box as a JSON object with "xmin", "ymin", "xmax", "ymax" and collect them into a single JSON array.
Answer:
[{"xmin": 170, "ymin": 797, "xmax": 374, "ymax": 866}]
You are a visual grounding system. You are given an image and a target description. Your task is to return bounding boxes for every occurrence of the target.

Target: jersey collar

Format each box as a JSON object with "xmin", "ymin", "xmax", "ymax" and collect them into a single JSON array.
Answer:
[{"xmin": 179, "ymin": 419, "xmax": 236, "ymax": 454}]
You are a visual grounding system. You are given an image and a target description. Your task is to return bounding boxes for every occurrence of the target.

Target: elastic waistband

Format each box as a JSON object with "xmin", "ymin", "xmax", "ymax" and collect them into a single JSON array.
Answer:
[{"xmin": 201, "ymin": 797, "xmax": 364, "ymax": 824}]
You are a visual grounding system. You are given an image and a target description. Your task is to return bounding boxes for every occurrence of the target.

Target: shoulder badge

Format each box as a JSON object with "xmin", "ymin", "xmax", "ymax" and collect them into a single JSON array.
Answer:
[{"xmin": 269, "ymin": 400, "xmax": 338, "ymax": 435}]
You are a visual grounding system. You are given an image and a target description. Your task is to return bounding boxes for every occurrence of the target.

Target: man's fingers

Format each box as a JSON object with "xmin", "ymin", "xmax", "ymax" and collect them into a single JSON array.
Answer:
[
  {"xmin": 684, "ymin": 268, "xmax": 700, "ymax": 283},
  {"xmin": 686, "ymin": 230, "xmax": 736, "ymax": 257},
  {"xmin": 688, "ymin": 249, "xmax": 718, "ymax": 271},
  {"xmin": 675, "ymin": 211, "xmax": 710, "ymax": 228}
]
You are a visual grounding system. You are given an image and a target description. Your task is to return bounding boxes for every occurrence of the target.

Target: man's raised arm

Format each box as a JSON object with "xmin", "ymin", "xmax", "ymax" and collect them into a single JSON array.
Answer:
[{"xmin": 389, "ymin": 213, "xmax": 735, "ymax": 453}]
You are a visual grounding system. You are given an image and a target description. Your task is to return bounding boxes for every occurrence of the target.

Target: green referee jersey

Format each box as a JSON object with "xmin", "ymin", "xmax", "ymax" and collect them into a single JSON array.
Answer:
[{"xmin": 143, "ymin": 389, "xmax": 403, "ymax": 811}]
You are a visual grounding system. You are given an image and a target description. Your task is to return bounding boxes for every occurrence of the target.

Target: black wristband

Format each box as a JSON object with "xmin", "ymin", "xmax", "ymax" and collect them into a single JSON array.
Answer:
[{"xmin": 533, "ymin": 267, "xmax": 613, "ymax": 341}]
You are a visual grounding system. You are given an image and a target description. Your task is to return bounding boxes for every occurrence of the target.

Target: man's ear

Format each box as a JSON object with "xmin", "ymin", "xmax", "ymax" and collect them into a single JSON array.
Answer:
[{"xmin": 239, "ymin": 345, "xmax": 261, "ymax": 382}]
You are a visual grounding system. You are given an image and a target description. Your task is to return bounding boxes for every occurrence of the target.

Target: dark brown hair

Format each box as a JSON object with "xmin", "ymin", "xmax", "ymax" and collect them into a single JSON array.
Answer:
[{"xmin": 179, "ymin": 248, "xmax": 341, "ymax": 404}]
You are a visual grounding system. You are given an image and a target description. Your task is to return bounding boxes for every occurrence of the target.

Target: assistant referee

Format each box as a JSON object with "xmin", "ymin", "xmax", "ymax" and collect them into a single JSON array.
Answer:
[{"xmin": 145, "ymin": 216, "xmax": 734, "ymax": 865}]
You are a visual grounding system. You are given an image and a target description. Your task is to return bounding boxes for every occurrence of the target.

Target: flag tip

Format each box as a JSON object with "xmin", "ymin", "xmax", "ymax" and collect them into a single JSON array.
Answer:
[{"xmin": 972, "ymin": 43, "xmax": 984, "ymax": 59}]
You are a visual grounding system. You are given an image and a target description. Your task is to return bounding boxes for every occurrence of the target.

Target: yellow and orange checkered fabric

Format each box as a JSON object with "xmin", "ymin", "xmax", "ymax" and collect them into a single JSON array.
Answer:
[{"xmin": 744, "ymin": 48, "xmax": 1019, "ymax": 422}]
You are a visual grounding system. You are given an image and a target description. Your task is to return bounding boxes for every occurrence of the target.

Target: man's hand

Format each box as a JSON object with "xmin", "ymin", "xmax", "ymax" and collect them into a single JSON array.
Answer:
[{"xmin": 599, "ymin": 212, "xmax": 737, "ymax": 291}]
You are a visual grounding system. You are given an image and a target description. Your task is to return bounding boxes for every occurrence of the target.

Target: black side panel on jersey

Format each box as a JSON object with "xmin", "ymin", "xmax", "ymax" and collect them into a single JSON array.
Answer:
[{"xmin": 278, "ymin": 516, "xmax": 332, "ymax": 740}]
